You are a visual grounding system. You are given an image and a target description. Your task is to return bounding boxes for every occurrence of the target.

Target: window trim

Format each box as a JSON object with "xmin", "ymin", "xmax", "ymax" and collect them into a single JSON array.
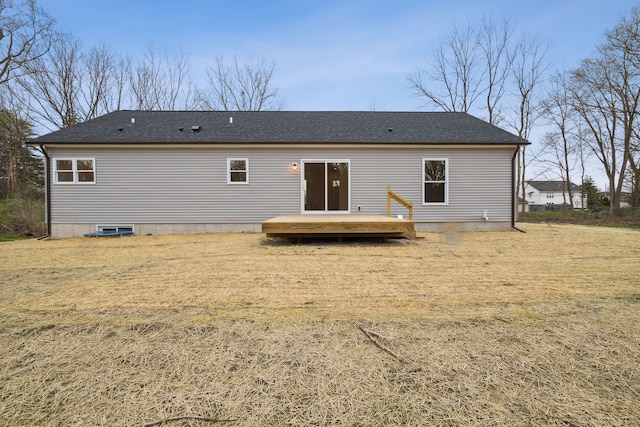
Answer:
[
  {"xmin": 422, "ymin": 158, "xmax": 448, "ymax": 205},
  {"xmin": 53, "ymin": 158, "xmax": 96, "ymax": 184},
  {"xmin": 227, "ymin": 158, "xmax": 249, "ymax": 184}
]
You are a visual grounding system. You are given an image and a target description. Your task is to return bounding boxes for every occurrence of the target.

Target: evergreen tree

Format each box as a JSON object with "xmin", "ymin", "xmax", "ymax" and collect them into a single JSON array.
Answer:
[
  {"xmin": 0, "ymin": 110, "xmax": 43, "ymax": 199},
  {"xmin": 582, "ymin": 176, "xmax": 612, "ymax": 211}
]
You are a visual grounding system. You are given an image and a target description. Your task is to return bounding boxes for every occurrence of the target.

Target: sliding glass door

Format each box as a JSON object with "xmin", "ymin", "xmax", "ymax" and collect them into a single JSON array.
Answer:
[{"xmin": 303, "ymin": 161, "xmax": 350, "ymax": 213}]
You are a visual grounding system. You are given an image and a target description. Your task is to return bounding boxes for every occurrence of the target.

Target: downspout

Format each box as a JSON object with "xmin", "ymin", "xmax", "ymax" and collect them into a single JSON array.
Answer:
[
  {"xmin": 39, "ymin": 144, "xmax": 51, "ymax": 239},
  {"xmin": 512, "ymin": 146, "xmax": 526, "ymax": 233}
]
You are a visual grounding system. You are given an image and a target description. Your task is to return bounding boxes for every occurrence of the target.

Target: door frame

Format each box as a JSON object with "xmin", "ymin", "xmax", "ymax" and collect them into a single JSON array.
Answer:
[{"xmin": 300, "ymin": 159, "xmax": 351, "ymax": 214}]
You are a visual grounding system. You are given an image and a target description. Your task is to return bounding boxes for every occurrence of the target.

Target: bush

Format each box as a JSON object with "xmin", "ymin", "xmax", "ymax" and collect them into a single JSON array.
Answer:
[{"xmin": 0, "ymin": 194, "xmax": 46, "ymax": 237}]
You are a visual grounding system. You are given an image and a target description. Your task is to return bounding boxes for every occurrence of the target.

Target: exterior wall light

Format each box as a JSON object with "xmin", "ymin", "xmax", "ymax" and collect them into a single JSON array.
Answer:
[{"xmin": 291, "ymin": 162, "xmax": 299, "ymax": 171}]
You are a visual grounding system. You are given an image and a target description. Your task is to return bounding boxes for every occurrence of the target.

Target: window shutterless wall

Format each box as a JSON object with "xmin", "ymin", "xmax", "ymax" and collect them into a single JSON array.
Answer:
[{"xmin": 47, "ymin": 146, "xmax": 514, "ymax": 225}]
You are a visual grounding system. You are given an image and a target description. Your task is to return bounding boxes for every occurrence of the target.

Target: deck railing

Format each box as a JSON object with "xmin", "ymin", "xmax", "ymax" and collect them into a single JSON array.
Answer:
[{"xmin": 387, "ymin": 185, "xmax": 414, "ymax": 220}]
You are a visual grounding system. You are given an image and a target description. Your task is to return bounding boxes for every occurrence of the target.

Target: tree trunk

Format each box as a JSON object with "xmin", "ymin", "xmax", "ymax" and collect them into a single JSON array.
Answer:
[{"xmin": 7, "ymin": 143, "xmax": 19, "ymax": 195}]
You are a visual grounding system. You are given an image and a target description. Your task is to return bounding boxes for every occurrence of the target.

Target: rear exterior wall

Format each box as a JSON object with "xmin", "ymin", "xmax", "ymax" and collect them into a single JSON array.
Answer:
[{"xmin": 47, "ymin": 146, "xmax": 515, "ymax": 238}]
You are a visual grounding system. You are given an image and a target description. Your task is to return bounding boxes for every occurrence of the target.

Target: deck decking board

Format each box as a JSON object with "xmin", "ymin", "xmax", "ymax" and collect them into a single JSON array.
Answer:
[{"xmin": 262, "ymin": 215, "xmax": 416, "ymax": 240}]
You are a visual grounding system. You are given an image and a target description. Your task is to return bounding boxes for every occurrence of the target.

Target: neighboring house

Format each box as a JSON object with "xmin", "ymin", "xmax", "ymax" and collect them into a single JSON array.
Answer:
[
  {"xmin": 524, "ymin": 181, "xmax": 585, "ymax": 210},
  {"xmin": 517, "ymin": 197, "xmax": 530, "ymax": 213},
  {"xmin": 29, "ymin": 111, "xmax": 529, "ymax": 238},
  {"xmin": 604, "ymin": 191, "xmax": 631, "ymax": 208}
]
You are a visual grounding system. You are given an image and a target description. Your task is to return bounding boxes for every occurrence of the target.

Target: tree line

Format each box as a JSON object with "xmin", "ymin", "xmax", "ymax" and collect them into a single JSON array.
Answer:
[
  {"xmin": 542, "ymin": 7, "xmax": 640, "ymax": 213},
  {"xmin": 1, "ymin": 1, "xmax": 639, "ymax": 226},
  {"xmin": 409, "ymin": 8, "xmax": 640, "ymax": 214},
  {"xmin": 0, "ymin": 0, "xmax": 284, "ymax": 204}
]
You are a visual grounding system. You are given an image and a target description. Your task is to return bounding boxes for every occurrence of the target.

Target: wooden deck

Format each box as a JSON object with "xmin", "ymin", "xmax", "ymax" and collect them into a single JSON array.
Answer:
[{"xmin": 262, "ymin": 215, "xmax": 416, "ymax": 241}]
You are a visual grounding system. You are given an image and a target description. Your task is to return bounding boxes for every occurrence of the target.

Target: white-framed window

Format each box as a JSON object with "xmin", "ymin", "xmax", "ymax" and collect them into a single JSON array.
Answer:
[
  {"xmin": 546, "ymin": 192, "xmax": 554, "ymax": 199},
  {"xmin": 423, "ymin": 158, "xmax": 448, "ymax": 204},
  {"xmin": 227, "ymin": 158, "xmax": 248, "ymax": 184},
  {"xmin": 53, "ymin": 158, "xmax": 96, "ymax": 184}
]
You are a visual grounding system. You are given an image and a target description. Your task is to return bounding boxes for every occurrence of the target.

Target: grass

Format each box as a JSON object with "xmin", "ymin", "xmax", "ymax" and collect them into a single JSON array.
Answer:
[
  {"xmin": 0, "ymin": 223, "xmax": 639, "ymax": 426},
  {"xmin": 520, "ymin": 209, "xmax": 640, "ymax": 229},
  {"xmin": 0, "ymin": 233, "xmax": 30, "ymax": 242},
  {"xmin": 520, "ymin": 210, "xmax": 567, "ymax": 219}
]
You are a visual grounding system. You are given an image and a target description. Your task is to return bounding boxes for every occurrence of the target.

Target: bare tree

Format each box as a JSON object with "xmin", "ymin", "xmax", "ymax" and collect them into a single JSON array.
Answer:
[
  {"xmin": 127, "ymin": 45, "xmax": 198, "ymax": 111},
  {"xmin": 409, "ymin": 22, "xmax": 484, "ymax": 113},
  {"xmin": 16, "ymin": 33, "xmax": 124, "ymax": 130},
  {"xmin": 571, "ymin": 59, "xmax": 623, "ymax": 211},
  {"xmin": 0, "ymin": 0, "xmax": 54, "ymax": 85},
  {"xmin": 17, "ymin": 32, "xmax": 82, "ymax": 128},
  {"xmin": 83, "ymin": 43, "xmax": 122, "ymax": 117},
  {"xmin": 478, "ymin": 18, "xmax": 513, "ymax": 125},
  {"xmin": 539, "ymin": 71, "xmax": 583, "ymax": 208},
  {"xmin": 200, "ymin": 56, "xmax": 283, "ymax": 111},
  {"xmin": 508, "ymin": 34, "xmax": 549, "ymax": 214},
  {"xmin": 410, "ymin": 19, "xmax": 515, "ymax": 125},
  {"xmin": 608, "ymin": 6, "xmax": 640, "ymax": 208},
  {"xmin": 570, "ymin": 6, "xmax": 640, "ymax": 212},
  {"xmin": 109, "ymin": 54, "xmax": 128, "ymax": 112},
  {"xmin": 630, "ymin": 124, "xmax": 640, "ymax": 207}
]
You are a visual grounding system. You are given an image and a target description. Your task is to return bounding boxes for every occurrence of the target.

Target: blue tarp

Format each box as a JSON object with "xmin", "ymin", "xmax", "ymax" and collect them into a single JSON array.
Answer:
[{"xmin": 83, "ymin": 230, "xmax": 134, "ymax": 237}]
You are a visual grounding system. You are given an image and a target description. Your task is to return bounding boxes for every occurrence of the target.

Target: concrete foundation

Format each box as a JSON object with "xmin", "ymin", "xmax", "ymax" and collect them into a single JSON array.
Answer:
[
  {"xmin": 50, "ymin": 223, "xmax": 261, "ymax": 239},
  {"xmin": 414, "ymin": 221, "xmax": 513, "ymax": 232},
  {"xmin": 50, "ymin": 221, "xmax": 513, "ymax": 239}
]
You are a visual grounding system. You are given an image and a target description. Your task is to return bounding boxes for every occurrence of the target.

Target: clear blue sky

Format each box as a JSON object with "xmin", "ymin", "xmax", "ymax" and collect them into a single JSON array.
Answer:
[{"xmin": 39, "ymin": 0, "xmax": 634, "ymax": 112}]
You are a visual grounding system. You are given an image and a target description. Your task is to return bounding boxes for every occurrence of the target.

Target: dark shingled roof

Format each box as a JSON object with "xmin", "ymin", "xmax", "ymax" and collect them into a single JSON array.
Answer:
[
  {"xmin": 30, "ymin": 110, "xmax": 529, "ymax": 145},
  {"xmin": 527, "ymin": 181, "xmax": 582, "ymax": 192}
]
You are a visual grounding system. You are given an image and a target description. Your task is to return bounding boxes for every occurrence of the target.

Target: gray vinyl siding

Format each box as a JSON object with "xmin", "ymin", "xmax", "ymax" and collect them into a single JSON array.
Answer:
[
  {"xmin": 350, "ymin": 148, "xmax": 513, "ymax": 222},
  {"xmin": 48, "ymin": 146, "xmax": 514, "ymax": 225}
]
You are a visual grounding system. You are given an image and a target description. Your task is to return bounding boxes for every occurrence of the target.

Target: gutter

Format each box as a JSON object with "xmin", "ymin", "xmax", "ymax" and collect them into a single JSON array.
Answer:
[
  {"xmin": 39, "ymin": 144, "xmax": 51, "ymax": 239},
  {"xmin": 512, "ymin": 146, "xmax": 526, "ymax": 233}
]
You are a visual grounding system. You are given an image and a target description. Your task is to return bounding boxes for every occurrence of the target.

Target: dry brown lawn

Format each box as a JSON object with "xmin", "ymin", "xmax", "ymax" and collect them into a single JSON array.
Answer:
[{"xmin": 0, "ymin": 223, "xmax": 639, "ymax": 426}]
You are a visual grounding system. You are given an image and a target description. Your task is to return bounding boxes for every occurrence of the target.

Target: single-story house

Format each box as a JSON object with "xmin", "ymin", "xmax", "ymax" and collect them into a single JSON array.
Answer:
[
  {"xmin": 524, "ymin": 180, "xmax": 585, "ymax": 210},
  {"xmin": 29, "ymin": 110, "xmax": 529, "ymax": 238}
]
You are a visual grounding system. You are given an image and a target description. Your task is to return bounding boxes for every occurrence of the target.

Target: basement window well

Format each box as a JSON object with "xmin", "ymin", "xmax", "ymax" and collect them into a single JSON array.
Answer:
[
  {"xmin": 84, "ymin": 225, "xmax": 134, "ymax": 237},
  {"xmin": 97, "ymin": 225, "xmax": 134, "ymax": 234}
]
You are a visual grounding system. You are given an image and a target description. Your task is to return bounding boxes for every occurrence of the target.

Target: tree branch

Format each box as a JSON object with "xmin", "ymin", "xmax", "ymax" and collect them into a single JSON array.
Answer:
[{"xmin": 357, "ymin": 324, "xmax": 405, "ymax": 363}]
